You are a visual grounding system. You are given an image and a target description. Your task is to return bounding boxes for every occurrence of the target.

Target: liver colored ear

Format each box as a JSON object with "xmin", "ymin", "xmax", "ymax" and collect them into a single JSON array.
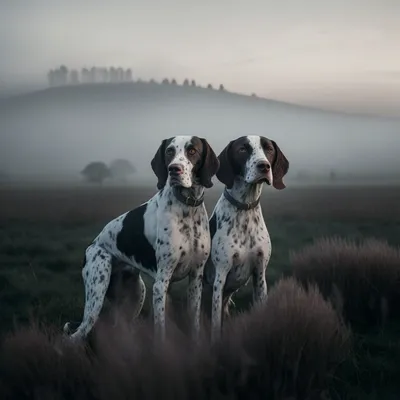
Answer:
[
  {"xmin": 198, "ymin": 138, "xmax": 220, "ymax": 188},
  {"xmin": 151, "ymin": 138, "xmax": 171, "ymax": 190},
  {"xmin": 216, "ymin": 141, "xmax": 236, "ymax": 189},
  {"xmin": 271, "ymin": 140, "xmax": 289, "ymax": 190}
]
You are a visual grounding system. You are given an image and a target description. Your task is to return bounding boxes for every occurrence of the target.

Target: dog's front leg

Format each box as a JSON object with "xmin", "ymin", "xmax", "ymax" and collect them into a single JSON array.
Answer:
[
  {"xmin": 153, "ymin": 264, "xmax": 175, "ymax": 343},
  {"xmin": 252, "ymin": 256, "xmax": 268, "ymax": 305},
  {"xmin": 187, "ymin": 260, "xmax": 206, "ymax": 341},
  {"xmin": 211, "ymin": 267, "xmax": 229, "ymax": 344}
]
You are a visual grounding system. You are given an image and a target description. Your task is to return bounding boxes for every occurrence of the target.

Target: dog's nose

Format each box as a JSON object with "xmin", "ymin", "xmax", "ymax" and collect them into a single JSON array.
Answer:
[
  {"xmin": 256, "ymin": 161, "xmax": 271, "ymax": 173},
  {"xmin": 168, "ymin": 164, "xmax": 183, "ymax": 175}
]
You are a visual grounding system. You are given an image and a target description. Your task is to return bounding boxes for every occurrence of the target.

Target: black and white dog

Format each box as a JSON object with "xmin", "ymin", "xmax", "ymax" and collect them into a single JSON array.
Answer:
[
  {"xmin": 64, "ymin": 136, "xmax": 219, "ymax": 342},
  {"xmin": 204, "ymin": 135, "xmax": 289, "ymax": 343}
]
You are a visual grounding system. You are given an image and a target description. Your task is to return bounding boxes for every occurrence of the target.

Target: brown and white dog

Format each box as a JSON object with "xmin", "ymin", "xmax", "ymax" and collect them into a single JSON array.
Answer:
[{"xmin": 204, "ymin": 135, "xmax": 289, "ymax": 343}]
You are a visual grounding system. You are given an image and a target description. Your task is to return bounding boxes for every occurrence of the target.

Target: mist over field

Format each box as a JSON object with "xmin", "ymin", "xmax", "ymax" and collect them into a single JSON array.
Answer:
[
  {"xmin": 1, "ymin": 1, "xmax": 400, "ymax": 186},
  {"xmin": 0, "ymin": 82, "xmax": 399, "ymax": 186}
]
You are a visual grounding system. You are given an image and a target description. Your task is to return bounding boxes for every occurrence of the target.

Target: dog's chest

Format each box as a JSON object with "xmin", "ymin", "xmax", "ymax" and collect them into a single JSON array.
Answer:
[
  {"xmin": 214, "ymin": 204, "xmax": 270, "ymax": 254},
  {"xmin": 209, "ymin": 203, "xmax": 271, "ymax": 291},
  {"xmin": 158, "ymin": 201, "xmax": 210, "ymax": 279}
]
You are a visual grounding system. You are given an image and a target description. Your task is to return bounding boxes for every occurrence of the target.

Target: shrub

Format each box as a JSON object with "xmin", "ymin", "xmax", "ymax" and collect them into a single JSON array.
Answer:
[
  {"xmin": 0, "ymin": 278, "xmax": 351, "ymax": 400},
  {"xmin": 0, "ymin": 324, "xmax": 95, "ymax": 400},
  {"xmin": 219, "ymin": 277, "xmax": 351, "ymax": 399},
  {"xmin": 291, "ymin": 236, "xmax": 400, "ymax": 328},
  {"xmin": 0, "ymin": 318, "xmax": 212, "ymax": 400}
]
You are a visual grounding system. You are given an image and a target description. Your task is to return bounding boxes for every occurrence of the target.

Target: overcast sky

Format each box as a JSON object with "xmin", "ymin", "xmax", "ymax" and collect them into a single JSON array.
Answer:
[{"xmin": 0, "ymin": 0, "xmax": 399, "ymax": 114}]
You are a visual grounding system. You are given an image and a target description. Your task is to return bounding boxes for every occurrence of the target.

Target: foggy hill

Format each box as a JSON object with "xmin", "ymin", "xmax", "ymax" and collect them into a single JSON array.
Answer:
[{"xmin": 0, "ymin": 81, "xmax": 399, "ymax": 183}]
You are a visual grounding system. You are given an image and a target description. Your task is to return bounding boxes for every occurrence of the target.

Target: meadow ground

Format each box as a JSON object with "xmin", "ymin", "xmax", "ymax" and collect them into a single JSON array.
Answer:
[{"xmin": 1, "ymin": 183, "xmax": 400, "ymax": 399}]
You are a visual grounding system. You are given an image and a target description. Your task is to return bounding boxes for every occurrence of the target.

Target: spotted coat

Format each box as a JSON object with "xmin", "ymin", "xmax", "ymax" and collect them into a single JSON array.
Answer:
[
  {"xmin": 63, "ymin": 135, "xmax": 219, "ymax": 343},
  {"xmin": 204, "ymin": 135, "xmax": 289, "ymax": 343}
]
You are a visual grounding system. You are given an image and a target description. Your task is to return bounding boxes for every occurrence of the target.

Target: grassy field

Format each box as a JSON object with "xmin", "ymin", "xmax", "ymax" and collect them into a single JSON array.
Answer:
[{"xmin": 1, "ymin": 183, "xmax": 400, "ymax": 399}]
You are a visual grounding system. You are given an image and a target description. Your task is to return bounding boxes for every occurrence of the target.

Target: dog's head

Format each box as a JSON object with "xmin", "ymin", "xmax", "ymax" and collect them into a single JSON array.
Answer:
[
  {"xmin": 151, "ymin": 136, "xmax": 220, "ymax": 190},
  {"xmin": 216, "ymin": 135, "xmax": 289, "ymax": 190}
]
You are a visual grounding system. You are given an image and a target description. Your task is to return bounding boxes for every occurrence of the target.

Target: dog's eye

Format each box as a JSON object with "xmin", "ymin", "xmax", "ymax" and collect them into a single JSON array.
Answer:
[
  {"xmin": 238, "ymin": 147, "xmax": 246, "ymax": 153},
  {"xmin": 165, "ymin": 147, "xmax": 174, "ymax": 156},
  {"xmin": 187, "ymin": 148, "xmax": 196, "ymax": 156}
]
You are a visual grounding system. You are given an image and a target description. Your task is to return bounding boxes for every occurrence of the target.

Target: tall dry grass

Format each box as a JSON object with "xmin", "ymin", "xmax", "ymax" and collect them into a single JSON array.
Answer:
[
  {"xmin": 291, "ymin": 237, "xmax": 400, "ymax": 327},
  {"xmin": 0, "ymin": 277, "xmax": 350, "ymax": 400}
]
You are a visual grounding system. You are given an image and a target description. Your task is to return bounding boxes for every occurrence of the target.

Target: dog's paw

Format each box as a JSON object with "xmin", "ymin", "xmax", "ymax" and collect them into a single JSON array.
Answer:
[
  {"xmin": 63, "ymin": 321, "xmax": 81, "ymax": 335},
  {"xmin": 63, "ymin": 322, "xmax": 71, "ymax": 335}
]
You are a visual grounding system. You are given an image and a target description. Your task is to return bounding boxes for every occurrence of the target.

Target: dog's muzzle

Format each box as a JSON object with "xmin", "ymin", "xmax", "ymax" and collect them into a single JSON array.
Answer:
[
  {"xmin": 253, "ymin": 161, "xmax": 272, "ymax": 185},
  {"xmin": 168, "ymin": 163, "xmax": 184, "ymax": 185}
]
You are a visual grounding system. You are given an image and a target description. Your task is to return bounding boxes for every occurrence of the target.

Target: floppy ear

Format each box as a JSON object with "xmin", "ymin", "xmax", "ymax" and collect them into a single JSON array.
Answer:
[
  {"xmin": 271, "ymin": 140, "xmax": 289, "ymax": 190},
  {"xmin": 216, "ymin": 140, "xmax": 236, "ymax": 189},
  {"xmin": 151, "ymin": 139, "xmax": 169, "ymax": 190},
  {"xmin": 198, "ymin": 138, "xmax": 220, "ymax": 188}
]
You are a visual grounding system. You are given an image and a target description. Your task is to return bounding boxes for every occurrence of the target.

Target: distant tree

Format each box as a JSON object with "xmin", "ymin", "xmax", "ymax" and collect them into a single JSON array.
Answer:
[
  {"xmin": 219, "ymin": 84, "xmax": 225, "ymax": 91},
  {"xmin": 191, "ymin": 80, "xmax": 196, "ymax": 87},
  {"xmin": 183, "ymin": 79, "xmax": 189, "ymax": 86},
  {"xmin": 251, "ymin": 93, "xmax": 257, "ymax": 98},
  {"xmin": 81, "ymin": 68, "xmax": 90, "ymax": 84},
  {"xmin": 98, "ymin": 67, "xmax": 108, "ymax": 83},
  {"xmin": 149, "ymin": 78, "xmax": 157, "ymax": 84},
  {"xmin": 109, "ymin": 159, "xmax": 136, "ymax": 183},
  {"xmin": 89, "ymin": 67, "xmax": 97, "ymax": 83},
  {"xmin": 81, "ymin": 162, "xmax": 110, "ymax": 185},
  {"xmin": 329, "ymin": 170, "xmax": 337, "ymax": 182},
  {"xmin": 47, "ymin": 69, "xmax": 55, "ymax": 87},
  {"xmin": 162, "ymin": 78, "xmax": 170, "ymax": 84},
  {"xmin": 207, "ymin": 83, "xmax": 213, "ymax": 89},
  {"xmin": 59, "ymin": 65, "xmax": 69, "ymax": 85},
  {"xmin": 171, "ymin": 79, "xmax": 177, "ymax": 85},
  {"xmin": 117, "ymin": 67, "xmax": 124, "ymax": 82},
  {"xmin": 125, "ymin": 68, "xmax": 132, "ymax": 81},
  {"xmin": 69, "ymin": 69, "xmax": 79, "ymax": 85},
  {"xmin": 109, "ymin": 67, "xmax": 117, "ymax": 83}
]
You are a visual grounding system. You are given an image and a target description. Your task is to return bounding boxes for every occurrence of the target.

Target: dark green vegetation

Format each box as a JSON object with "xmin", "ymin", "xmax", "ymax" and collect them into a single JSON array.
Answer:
[{"xmin": 1, "ymin": 184, "xmax": 400, "ymax": 399}]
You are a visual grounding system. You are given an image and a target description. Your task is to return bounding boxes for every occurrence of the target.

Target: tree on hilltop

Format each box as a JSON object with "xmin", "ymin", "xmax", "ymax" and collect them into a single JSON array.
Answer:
[
  {"xmin": 117, "ymin": 67, "xmax": 124, "ymax": 82},
  {"xmin": 89, "ymin": 67, "xmax": 97, "ymax": 83},
  {"xmin": 70, "ymin": 70, "xmax": 79, "ymax": 85},
  {"xmin": 81, "ymin": 68, "xmax": 90, "ymax": 84},
  {"xmin": 125, "ymin": 69, "xmax": 133, "ymax": 81},
  {"xmin": 109, "ymin": 67, "xmax": 118, "ymax": 83},
  {"xmin": 59, "ymin": 65, "xmax": 69, "ymax": 85},
  {"xmin": 99, "ymin": 67, "xmax": 108, "ymax": 83}
]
